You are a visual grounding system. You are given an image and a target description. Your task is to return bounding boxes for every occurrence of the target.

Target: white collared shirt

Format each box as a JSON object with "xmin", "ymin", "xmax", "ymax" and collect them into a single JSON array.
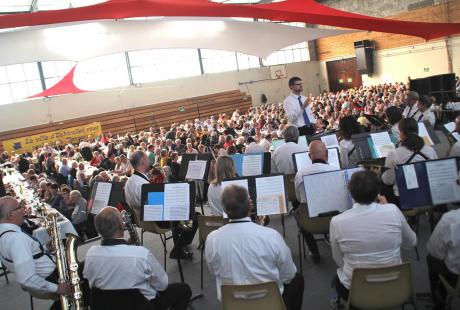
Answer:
[
  {"xmin": 294, "ymin": 162, "xmax": 339, "ymax": 203},
  {"xmin": 449, "ymin": 141, "xmax": 460, "ymax": 157},
  {"xmin": 283, "ymin": 94, "xmax": 316, "ymax": 128},
  {"xmin": 402, "ymin": 104, "xmax": 418, "ymax": 119},
  {"xmin": 0, "ymin": 223, "xmax": 57, "ymax": 294},
  {"xmin": 207, "ymin": 183, "xmax": 224, "ymax": 216},
  {"xmin": 330, "ymin": 203, "xmax": 417, "ymax": 289},
  {"xmin": 339, "ymin": 139, "xmax": 359, "ymax": 169},
  {"xmin": 245, "ymin": 142, "xmax": 265, "ymax": 154},
  {"xmin": 271, "ymin": 142, "xmax": 308, "ymax": 175},
  {"xmin": 124, "ymin": 171, "xmax": 149, "ymax": 218},
  {"xmin": 205, "ymin": 217, "xmax": 297, "ymax": 300},
  {"xmin": 427, "ymin": 208, "xmax": 460, "ymax": 275},
  {"xmin": 83, "ymin": 243, "xmax": 168, "ymax": 300},
  {"xmin": 417, "ymin": 110, "xmax": 436, "ymax": 127}
]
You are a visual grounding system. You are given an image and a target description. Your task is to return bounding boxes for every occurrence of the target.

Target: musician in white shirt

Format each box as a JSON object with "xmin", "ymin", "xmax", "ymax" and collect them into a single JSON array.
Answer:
[
  {"xmin": 402, "ymin": 91, "xmax": 419, "ymax": 119},
  {"xmin": 416, "ymin": 95, "xmax": 436, "ymax": 127},
  {"xmin": 206, "ymin": 185, "xmax": 304, "ymax": 310},
  {"xmin": 330, "ymin": 171, "xmax": 417, "ymax": 301},
  {"xmin": 84, "ymin": 207, "xmax": 191, "ymax": 310},
  {"xmin": 283, "ymin": 77, "xmax": 316, "ymax": 136},
  {"xmin": 271, "ymin": 125, "xmax": 308, "ymax": 175},
  {"xmin": 448, "ymin": 115, "xmax": 460, "ymax": 157}
]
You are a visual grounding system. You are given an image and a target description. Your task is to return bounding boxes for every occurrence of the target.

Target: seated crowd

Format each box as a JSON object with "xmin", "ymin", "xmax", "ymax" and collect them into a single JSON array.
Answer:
[{"xmin": 0, "ymin": 79, "xmax": 459, "ymax": 310}]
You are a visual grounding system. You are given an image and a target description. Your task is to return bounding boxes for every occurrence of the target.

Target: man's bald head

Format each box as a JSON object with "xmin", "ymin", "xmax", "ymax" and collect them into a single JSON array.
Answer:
[
  {"xmin": 0, "ymin": 196, "xmax": 20, "ymax": 223},
  {"xmin": 308, "ymin": 140, "xmax": 328, "ymax": 162},
  {"xmin": 94, "ymin": 207, "xmax": 124, "ymax": 239}
]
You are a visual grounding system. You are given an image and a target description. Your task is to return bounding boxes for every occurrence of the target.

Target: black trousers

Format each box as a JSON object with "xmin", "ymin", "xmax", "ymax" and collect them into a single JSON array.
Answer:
[
  {"xmin": 427, "ymin": 255, "xmax": 459, "ymax": 310},
  {"xmin": 282, "ymin": 272, "xmax": 305, "ymax": 310},
  {"xmin": 149, "ymin": 283, "xmax": 192, "ymax": 310},
  {"xmin": 298, "ymin": 125, "xmax": 315, "ymax": 137},
  {"xmin": 301, "ymin": 229, "xmax": 320, "ymax": 256}
]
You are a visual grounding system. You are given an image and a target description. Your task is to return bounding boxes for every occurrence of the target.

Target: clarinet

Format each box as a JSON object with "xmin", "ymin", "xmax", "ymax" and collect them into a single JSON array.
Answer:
[{"xmin": 121, "ymin": 210, "xmax": 141, "ymax": 246}]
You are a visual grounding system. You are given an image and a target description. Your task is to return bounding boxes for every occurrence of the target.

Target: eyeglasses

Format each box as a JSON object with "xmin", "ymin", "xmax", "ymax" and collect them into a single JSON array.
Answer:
[{"xmin": 10, "ymin": 205, "xmax": 24, "ymax": 213}]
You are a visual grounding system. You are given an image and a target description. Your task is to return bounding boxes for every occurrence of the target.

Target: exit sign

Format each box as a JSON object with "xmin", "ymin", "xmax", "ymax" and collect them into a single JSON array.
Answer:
[{"xmin": 423, "ymin": 67, "xmax": 430, "ymax": 72}]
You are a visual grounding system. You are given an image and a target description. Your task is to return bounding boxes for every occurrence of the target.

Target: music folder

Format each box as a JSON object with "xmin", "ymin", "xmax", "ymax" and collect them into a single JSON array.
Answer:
[
  {"xmin": 395, "ymin": 157, "xmax": 460, "ymax": 209},
  {"xmin": 352, "ymin": 131, "xmax": 396, "ymax": 161},
  {"xmin": 141, "ymin": 182, "xmax": 196, "ymax": 221},
  {"xmin": 229, "ymin": 152, "xmax": 271, "ymax": 176},
  {"xmin": 271, "ymin": 136, "xmax": 308, "ymax": 151},
  {"xmin": 292, "ymin": 147, "xmax": 341, "ymax": 173},
  {"xmin": 178, "ymin": 153, "xmax": 212, "ymax": 181},
  {"xmin": 221, "ymin": 174, "xmax": 288, "ymax": 217},
  {"xmin": 90, "ymin": 181, "xmax": 125, "ymax": 214},
  {"xmin": 302, "ymin": 167, "xmax": 363, "ymax": 217},
  {"xmin": 442, "ymin": 121, "xmax": 460, "ymax": 142}
]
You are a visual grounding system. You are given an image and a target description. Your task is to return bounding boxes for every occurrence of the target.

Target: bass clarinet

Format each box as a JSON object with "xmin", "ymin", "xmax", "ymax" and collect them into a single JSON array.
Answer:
[{"xmin": 121, "ymin": 210, "xmax": 141, "ymax": 246}]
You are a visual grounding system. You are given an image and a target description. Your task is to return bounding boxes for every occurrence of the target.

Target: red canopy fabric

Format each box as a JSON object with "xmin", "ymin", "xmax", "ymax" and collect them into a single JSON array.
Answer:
[
  {"xmin": 0, "ymin": 0, "xmax": 458, "ymax": 41},
  {"xmin": 28, "ymin": 66, "xmax": 86, "ymax": 98}
]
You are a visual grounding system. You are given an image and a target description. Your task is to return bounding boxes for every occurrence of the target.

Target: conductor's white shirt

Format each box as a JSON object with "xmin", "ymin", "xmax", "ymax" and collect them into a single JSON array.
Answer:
[
  {"xmin": 330, "ymin": 203, "xmax": 417, "ymax": 289},
  {"xmin": 83, "ymin": 243, "xmax": 168, "ymax": 300},
  {"xmin": 271, "ymin": 142, "xmax": 308, "ymax": 175},
  {"xmin": 205, "ymin": 218, "xmax": 297, "ymax": 300},
  {"xmin": 0, "ymin": 223, "xmax": 57, "ymax": 294},
  {"xmin": 283, "ymin": 94, "xmax": 316, "ymax": 128},
  {"xmin": 294, "ymin": 162, "xmax": 339, "ymax": 203}
]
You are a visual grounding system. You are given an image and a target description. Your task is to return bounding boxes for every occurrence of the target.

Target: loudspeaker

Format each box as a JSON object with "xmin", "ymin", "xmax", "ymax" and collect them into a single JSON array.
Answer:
[{"xmin": 354, "ymin": 40, "xmax": 374, "ymax": 75}]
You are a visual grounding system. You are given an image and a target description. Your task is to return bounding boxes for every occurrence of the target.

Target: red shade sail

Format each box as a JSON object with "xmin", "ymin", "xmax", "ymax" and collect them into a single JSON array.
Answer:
[
  {"xmin": 0, "ymin": 0, "xmax": 458, "ymax": 41},
  {"xmin": 28, "ymin": 66, "xmax": 86, "ymax": 98}
]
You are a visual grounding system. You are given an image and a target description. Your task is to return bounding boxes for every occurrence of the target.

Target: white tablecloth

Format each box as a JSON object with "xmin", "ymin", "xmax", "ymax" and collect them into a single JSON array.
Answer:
[{"xmin": 33, "ymin": 213, "xmax": 78, "ymax": 244}]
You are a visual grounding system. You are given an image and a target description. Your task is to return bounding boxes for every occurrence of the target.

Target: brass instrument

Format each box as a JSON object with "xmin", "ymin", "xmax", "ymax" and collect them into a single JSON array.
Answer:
[
  {"xmin": 44, "ymin": 210, "xmax": 84, "ymax": 310},
  {"xmin": 121, "ymin": 210, "xmax": 141, "ymax": 246}
]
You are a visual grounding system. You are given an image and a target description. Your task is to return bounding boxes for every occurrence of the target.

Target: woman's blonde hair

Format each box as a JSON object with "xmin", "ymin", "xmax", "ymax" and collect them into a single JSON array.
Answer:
[{"xmin": 212, "ymin": 155, "xmax": 235, "ymax": 185}]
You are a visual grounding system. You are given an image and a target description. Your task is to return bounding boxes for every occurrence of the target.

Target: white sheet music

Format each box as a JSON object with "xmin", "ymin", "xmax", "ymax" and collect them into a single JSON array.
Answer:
[
  {"xmin": 370, "ymin": 132, "xmax": 395, "ymax": 158},
  {"xmin": 164, "ymin": 183, "xmax": 190, "ymax": 221},
  {"xmin": 242, "ymin": 154, "xmax": 262, "ymax": 176},
  {"xmin": 185, "ymin": 160, "xmax": 207, "ymax": 180},
  {"xmin": 402, "ymin": 165, "xmax": 419, "ymax": 190},
  {"xmin": 298, "ymin": 136, "xmax": 308, "ymax": 148},
  {"xmin": 426, "ymin": 159, "xmax": 460, "ymax": 205},
  {"xmin": 294, "ymin": 152, "xmax": 311, "ymax": 171},
  {"xmin": 321, "ymin": 134, "xmax": 339, "ymax": 149},
  {"xmin": 144, "ymin": 204, "xmax": 163, "ymax": 221},
  {"xmin": 91, "ymin": 182, "xmax": 112, "ymax": 214},
  {"xmin": 418, "ymin": 122, "xmax": 434, "ymax": 146},
  {"xmin": 453, "ymin": 132, "xmax": 460, "ymax": 142},
  {"xmin": 328, "ymin": 148, "xmax": 341, "ymax": 168},
  {"xmin": 255, "ymin": 175, "xmax": 286, "ymax": 216},
  {"xmin": 444, "ymin": 122, "xmax": 455, "ymax": 133},
  {"xmin": 303, "ymin": 170, "xmax": 350, "ymax": 217}
]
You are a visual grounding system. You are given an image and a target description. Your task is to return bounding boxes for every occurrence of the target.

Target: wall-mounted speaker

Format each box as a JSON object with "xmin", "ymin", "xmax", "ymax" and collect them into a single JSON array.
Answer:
[{"xmin": 354, "ymin": 40, "xmax": 374, "ymax": 76}]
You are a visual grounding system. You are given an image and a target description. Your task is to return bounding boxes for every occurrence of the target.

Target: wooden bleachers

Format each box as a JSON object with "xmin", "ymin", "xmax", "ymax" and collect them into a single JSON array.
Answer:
[{"xmin": 0, "ymin": 90, "xmax": 252, "ymax": 153}]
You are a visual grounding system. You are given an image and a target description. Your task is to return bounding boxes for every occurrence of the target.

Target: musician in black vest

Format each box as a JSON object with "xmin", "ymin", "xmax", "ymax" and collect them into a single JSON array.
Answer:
[{"xmin": 124, "ymin": 151, "xmax": 197, "ymax": 259}]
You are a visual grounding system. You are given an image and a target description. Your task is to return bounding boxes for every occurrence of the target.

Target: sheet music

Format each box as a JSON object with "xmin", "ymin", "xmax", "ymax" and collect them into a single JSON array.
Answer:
[
  {"xmin": 221, "ymin": 179, "xmax": 249, "ymax": 218},
  {"xmin": 444, "ymin": 122, "xmax": 455, "ymax": 133},
  {"xmin": 298, "ymin": 136, "xmax": 308, "ymax": 148},
  {"xmin": 144, "ymin": 192, "xmax": 164, "ymax": 221},
  {"xmin": 271, "ymin": 140, "xmax": 285, "ymax": 150},
  {"xmin": 418, "ymin": 122, "xmax": 434, "ymax": 146},
  {"xmin": 185, "ymin": 160, "xmax": 207, "ymax": 180},
  {"xmin": 402, "ymin": 165, "xmax": 419, "ymax": 190},
  {"xmin": 321, "ymin": 134, "xmax": 339, "ymax": 149},
  {"xmin": 255, "ymin": 175, "xmax": 286, "ymax": 216},
  {"xmin": 91, "ymin": 182, "xmax": 112, "ymax": 214},
  {"xmin": 164, "ymin": 183, "xmax": 190, "ymax": 221},
  {"xmin": 328, "ymin": 148, "xmax": 341, "ymax": 168},
  {"xmin": 426, "ymin": 159, "xmax": 460, "ymax": 205},
  {"xmin": 242, "ymin": 154, "xmax": 262, "ymax": 176},
  {"xmin": 294, "ymin": 152, "xmax": 311, "ymax": 171},
  {"xmin": 370, "ymin": 132, "xmax": 395, "ymax": 158},
  {"xmin": 453, "ymin": 132, "xmax": 460, "ymax": 142}
]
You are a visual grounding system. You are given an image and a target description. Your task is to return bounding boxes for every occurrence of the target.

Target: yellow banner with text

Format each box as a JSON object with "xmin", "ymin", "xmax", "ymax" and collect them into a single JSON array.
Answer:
[{"xmin": 2, "ymin": 122, "xmax": 102, "ymax": 154}]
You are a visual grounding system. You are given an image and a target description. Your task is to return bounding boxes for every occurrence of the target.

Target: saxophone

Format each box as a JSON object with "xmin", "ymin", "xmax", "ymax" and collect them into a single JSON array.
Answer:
[
  {"xmin": 121, "ymin": 210, "xmax": 140, "ymax": 246},
  {"xmin": 45, "ymin": 211, "xmax": 84, "ymax": 310}
]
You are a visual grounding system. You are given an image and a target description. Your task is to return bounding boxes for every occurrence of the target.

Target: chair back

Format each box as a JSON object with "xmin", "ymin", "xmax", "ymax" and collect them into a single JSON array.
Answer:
[
  {"xmin": 284, "ymin": 174, "xmax": 297, "ymax": 204},
  {"xmin": 347, "ymin": 262, "xmax": 413, "ymax": 309},
  {"xmin": 296, "ymin": 203, "xmax": 332, "ymax": 235},
  {"xmin": 221, "ymin": 281, "xmax": 286, "ymax": 310},
  {"xmin": 439, "ymin": 274, "xmax": 460, "ymax": 296},
  {"xmin": 197, "ymin": 215, "xmax": 227, "ymax": 244},
  {"xmin": 90, "ymin": 287, "xmax": 152, "ymax": 310}
]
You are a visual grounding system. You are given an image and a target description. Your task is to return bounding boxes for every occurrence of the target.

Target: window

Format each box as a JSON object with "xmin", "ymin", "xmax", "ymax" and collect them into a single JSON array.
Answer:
[
  {"xmin": 36, "ymin": 0, "xmax": 107, "ymax": 11},
  {"xmin": 0, "ymin": 1, "xmax": 32, "ymax": 13},
  {"xmin": 41, "ymin": 61, "xmax": 75, "ymax": 89},
  {"xmin": 0, "ymin": 63, "xmax": 43, "ymax": 105},
  {"xmin": 201, "ymin": 49, "xmax": 238, "ymax": 74},
  {"xmin": 128, "ymin": 49, "xmax": 201, "ymax": 84},
  {"xmin": 73, "ymin": 53, "xmax": 130, "ymax": 90},
  {"xmin": 236, "ymin": 52, "xmax": 260, "ymax": 70}
]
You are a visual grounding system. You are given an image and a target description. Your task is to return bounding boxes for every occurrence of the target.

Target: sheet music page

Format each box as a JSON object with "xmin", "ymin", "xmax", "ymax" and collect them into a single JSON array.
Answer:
[
  {"xmin": 426, "ymin": 159, "xmax": 460, "ymax": 204},
  {"xmin": 327, "ymin": 148, "xmax": 341, "ymax": 168},
  {"xmin": 255, "ymin": 175, "xmax": 286, "ymax": 216},
  {"xmin": 144, "ymin": 192, "xmax": 164, "ymax": 221},
  {"xmin": 444, "ymin": 122, "xmax": 455, "ymax": 133},
  {"xmin": 271, "ymin": 140, "xmax": 285, "ymax": 150},
  {"xmin": 91, "ymin": 182, "xmax": 112, "ymax": 214},
  {"xmin": 418, "ymin": 122, "xmax": 434, "ymax": 146},
  {"xmin": 185, "ymin": 160, "xmax": 207, "ymax": 180},
  {"xmin": 298, "ymin": 136, "xmax": 308, "ymax": 148},
  {"xmin": 221, "ymin": 179, "xmax": 249, "ymax": 219},
  {"xmin": 370, "ymin": 132, "xmax": 395, "ymax": 158},
  {"xmin": 303, "ymin": 170, "xmax": 349, "ymax": 217},
  {"xmin": 321, "ymin": 134, "xmax": 339, "ymax": 148},
  {"xmin": 295, "ymin": 152, "xmax": 311, "ymax": 171},
  {"xmin": 453, "ymin": 132, "xmax": 460, "ymax": 142},
  {"xmin": 402, "ymin": 164, "xmax": 419, "ymax": 190},
  {"xmin": 164, "ymin": 183, "xmax": 190, "ymax": 221},
  {"xmin": 242, "ymin": 154, "xmax": 262, "ymax": 176}
]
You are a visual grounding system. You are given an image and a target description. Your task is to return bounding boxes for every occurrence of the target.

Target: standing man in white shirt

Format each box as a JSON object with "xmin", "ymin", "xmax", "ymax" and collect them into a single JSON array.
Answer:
[
  {"xmin": 402, "ymin": 91, "xmax": 419, "ymax": 119},
  {"xmin": 416, "ymin": 95, "xmax": 436, "ymax": 127},
  {"xmin": 283, "ymin": 77, "xmax": 316, "ymax": 136},
  {"xmin": 271, "ymin": 125, "xmax": 308, "ymax": 175},
  {"xmin": 206, "ymin": 185, "xmax": 304, "ymax": 310},
  {"xmin": 84, "ymin": 207, "xmax": 191, "ymax": 310},
  {"xmin": 426, "ymin": 208, "xmax": 460, "ymax": 310},
  {"xmin": 330, "ymin": 171, "xmax": 417, "ymax": 302}
]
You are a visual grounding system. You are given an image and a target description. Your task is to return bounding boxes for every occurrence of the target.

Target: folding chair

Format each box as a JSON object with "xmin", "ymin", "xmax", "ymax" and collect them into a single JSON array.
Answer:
[
  {"xmin": 221, "ymin": 281, "xmax": 286, "ymax": 310},
  {"xmin": 437, "ymin": 275, "xmax": 460, "ymax": 310}
]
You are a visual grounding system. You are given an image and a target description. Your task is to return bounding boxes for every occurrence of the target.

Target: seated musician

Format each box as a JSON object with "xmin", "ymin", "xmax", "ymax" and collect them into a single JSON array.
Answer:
[
  {"xmin": 207, "ymin": 156, "xmax": 237, "ymax": 216},
  {"xmin": 330, "ymin": 171, "xmax": 417, "ymax": 302},
  {"xmin": 83, "ymin": 207, "xmax": 191, "ymax": 310},
  {"xmin": 271, "ymin": 125, "xmax": 308, "ymax": 175},
  {"xmin": 338, "ymin": 116, "xmax": 362, "ymax": 168},
  {"xmin": 448, "ymin": 115, "xmax": 460, "ymax": 157},
  {"xmin": 0, "ymin": 196, "xmax": 75, "ymax": 309},
  {"xmin": 294, "ymin": 140, "xmax": 339, "ymax": 263},
  {"xmin": 124, "ymin": 151, "xmax": 197, "ymax": 259},
  {"xmin": 206, "ymin": 185, "xmax": 304, "ymax": 310}
]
